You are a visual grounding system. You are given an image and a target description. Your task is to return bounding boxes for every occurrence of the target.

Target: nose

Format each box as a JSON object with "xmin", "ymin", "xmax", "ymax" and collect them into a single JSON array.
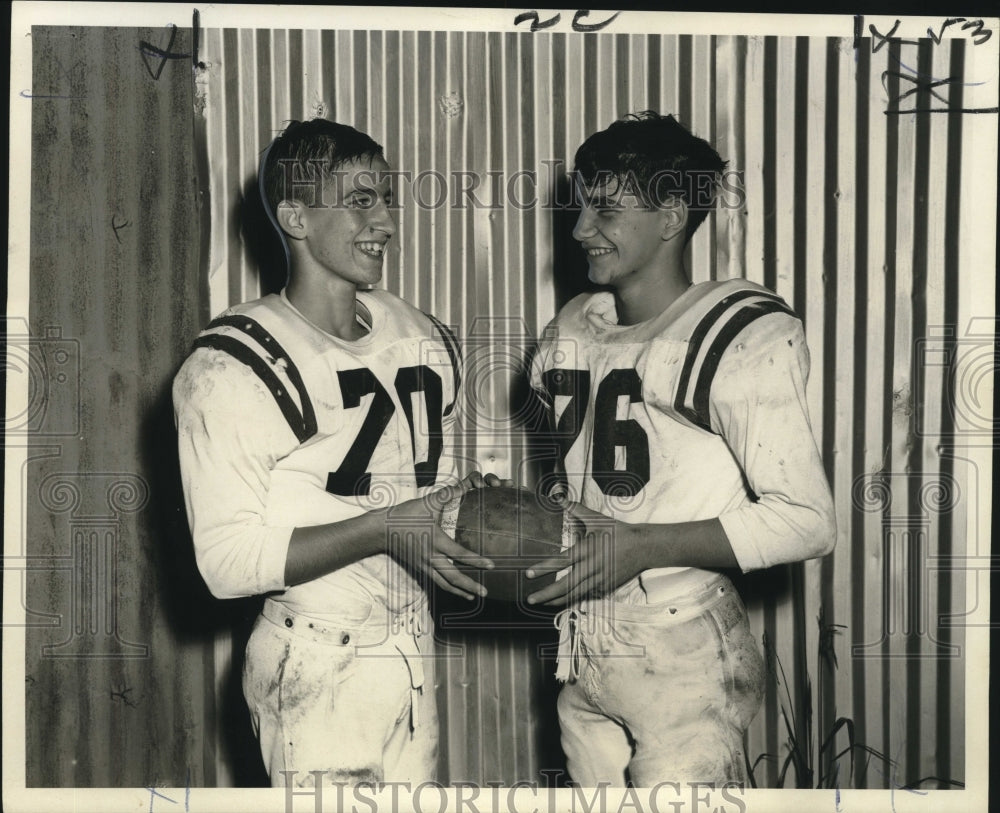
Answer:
[
  {"xmin": 369, "ymin": 197, "xmax": 397, "ymax": 237},
  {"xmin": 572, "ymin": 205, "xmax": 597, "ymax": 243}
]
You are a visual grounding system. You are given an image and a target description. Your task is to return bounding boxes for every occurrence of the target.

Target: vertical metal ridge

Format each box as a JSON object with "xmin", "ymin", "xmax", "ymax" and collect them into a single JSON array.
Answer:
[
  {"xmin": 521, "ymin": 33, "xmax": 538, "ymax": 339},
  {"xmin": 397, "ymin": 30, "xmax": 415, "ymax": 304},
  {"xmin": 848, "ymin": 26, "xmax": 871, "ymax": 770},
  {"xmin": 818, "ymin": 34, "xmax": 839, "ymax": 576},
  {"xmin": 647, "ymin": 35, "xmax": 660, "ymax": 109},
  {"xmin": 676, "ymin": 35, "xmax": 692, "ymax": 128},
  {"xmin": 762, "ymin": 37, "xmax": 778, "ymax": 292},
  {"xmin": 416, "ymin": 30, "xmax": 434, "ymax": 313},
  {"xmin": 320, "ymin": 29, "xmax": 335, "ymax": 112},
  {"xmin": 497, "ymin": 636, "xmax": 515, "ymax": 780},
  {"xmin": 368, "ymin": 32, "xmax": 384, "ymax": 156},
  {"xmin": 816, "ymin": 38, "xmax": 840, "ymax": 786},
  {"xmin": 486, "ymin": 31, "xmax": 503, "ymax": 327},
  {"xmin": 352, "ymin": 30, "xmax": 368, "ymax": 128},
  {"xmin": 429, "ymin": 30, "xmax": 445, "ymax": 317},
  {"xmin": 816, "ymin": 36, "xmax": 838, "ymax": 784},
  {"xmin": 204, "ymin": 28, "xmax": 226, "ymax": 314},
  {"xmin": 936, "ymin": 39, "xmax": 965, "ymax": 786},
  {"xmin": 288, "ymin": 29, "xmax": 303, "ymax": 115},
  {"xmin": 270, "ymin": 31, "xmax": 286, "ymax": 131},
  {"xmin": 237, "ymin": 29, "xmax": 258, "ymax": 301},
  {"xmin": 615, "ymin": 32, "xmax": 629, "ymax": 116},
  {"xmin": 334, "ymin": 30, "xmax": 352, "ymax": 125},
  {"xmin": 529, "ymin": 33, "xmax": 551, "ymax": 339},
  {"xmin": 791, "ymin": 37, "xmax": 810, "ymax": 323},
  {"xmin": 877, "ymin": 41, "xmax": 900, "ymax": 780},
  {"xmin": 464, "ymin": 29, "xmax": 484, "ymax": 369},
  {"xmin": 447, "ymin": 31, "xmax": 465, "ymax": 336},
  {"xmin": 883, "ymin": 34, "xmax": 907, "ymax": 788},
  {"xmin": 726, "ymin": 34, "xmax": 746, "ymax": 285},
  {"xmin": 707, "ymin": 35, "xmax": 719, "ymax": 282},
  {"xmin": 905, "ymin": 38, "xmax": 936, "ymax": 780},
  {"xmin": 551, "ymin": 31, "xmax": 568, "ymax": 184},
  {"xmin": 383, "ymin": 29, "xmax": 402, "ymax": 299},
  {"xmin": 222, "ymin": 29, "xmax": 242, "ymax": 308},
  {"xmin": 254, "ymin": 30, "xmax": 271, "ymax": 150},
  {"xmin": 689, "ymin": 35, "xmax": 713, "ymax": 280}
]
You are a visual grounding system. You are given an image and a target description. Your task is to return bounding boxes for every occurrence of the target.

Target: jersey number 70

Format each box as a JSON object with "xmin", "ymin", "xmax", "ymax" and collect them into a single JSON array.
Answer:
[
  {"xmin": 326, "ymin": 365, "xmax": 444, "ymax": 497},
  {"xmin": 543, "ymin": 368, "xmax": 650, "ymax": 497}
]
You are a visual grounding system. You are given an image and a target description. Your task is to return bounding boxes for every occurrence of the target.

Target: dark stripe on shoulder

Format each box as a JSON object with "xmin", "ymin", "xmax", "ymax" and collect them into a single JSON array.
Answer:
[
  {"xmin": 690, "ymin": 300, "xmax": 797, "ymax": 430},
  {"xmin": 204, "ymin": 315, "xmax": 317, "ymax": 439},
  {"xmin": 674, "ymin": 289, "xmax": 785, "ymax": 428},
  {"xmin": 426, "ymin": 313, "xmax": 462, "ymax": 417},
  {"xmin": 192, "ymin": 334, "xmax": 316, "ymax": 443}
]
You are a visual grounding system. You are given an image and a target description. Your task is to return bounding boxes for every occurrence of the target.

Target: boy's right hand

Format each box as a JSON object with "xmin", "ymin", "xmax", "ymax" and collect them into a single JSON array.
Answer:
[{"xmin": 386, "ymin": 472, "xmax": 506, "ymax": 600}]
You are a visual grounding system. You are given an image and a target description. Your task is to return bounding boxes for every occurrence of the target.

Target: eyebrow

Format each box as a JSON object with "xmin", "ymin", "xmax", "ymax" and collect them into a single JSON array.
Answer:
[
  {"xmin": 578, "ymin": 185, "xmax": 623, "ymax": 207},
  {"xmin": 344, "ymin": 181, "xmax": 391, "ymax": 199},
  {"xmin": 335, "ymin": 168, "xmax": 393, "ymax": 196},
  {"xmin": 591, "ymin": 192, "xmax": 624, "ymax": 206}
]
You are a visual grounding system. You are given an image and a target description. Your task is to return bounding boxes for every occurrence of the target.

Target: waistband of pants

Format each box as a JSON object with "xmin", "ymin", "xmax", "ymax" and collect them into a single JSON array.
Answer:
[
  {"xmin": 589, "ymin": 571, "xmax": 732, "ymax": 623},
  {"xmin": 553, "ymin": 572, "xmax": 733, "ymax": 683},
  {"xmin": 261, "ymin": 597, "xmax": 429, "ymax": 647},
  {"xmin": 262, "ymin": 597, "xmax": 431, "ymax": 732},
  {"xmin": 639, "ymin": 567, "xmax": 728, "ymax": 604}
]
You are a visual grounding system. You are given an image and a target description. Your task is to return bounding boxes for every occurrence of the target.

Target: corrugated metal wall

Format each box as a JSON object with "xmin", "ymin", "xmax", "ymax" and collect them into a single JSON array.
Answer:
[{"xmin": 195, "ymin": 25, "xmax": 983, "ymax": 790}]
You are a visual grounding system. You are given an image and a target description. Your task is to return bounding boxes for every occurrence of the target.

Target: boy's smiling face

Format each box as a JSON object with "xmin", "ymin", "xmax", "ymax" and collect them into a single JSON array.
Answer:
[
  {"xmin": 294, "ymin": 156, "xmax": 396, "ymax": 287},
  {"xmin": 572, "ymin": 174, "xmax": 675, "ymax": 288}
]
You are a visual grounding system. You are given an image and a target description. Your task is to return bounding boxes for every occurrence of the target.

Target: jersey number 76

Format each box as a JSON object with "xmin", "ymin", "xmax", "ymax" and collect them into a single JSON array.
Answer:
[{"xmin": 543, "ymin": 368, "xmax": 650, "ymax": 497}]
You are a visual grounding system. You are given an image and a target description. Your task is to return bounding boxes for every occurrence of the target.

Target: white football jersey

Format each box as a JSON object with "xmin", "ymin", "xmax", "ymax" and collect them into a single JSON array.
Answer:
[
  {"xmin": 174, "ymin": 289, "xmax": 462, "ymax": 616},
  {"xmin": 530, "ymin": 278, "xmax": 835, "ymax": 582}
]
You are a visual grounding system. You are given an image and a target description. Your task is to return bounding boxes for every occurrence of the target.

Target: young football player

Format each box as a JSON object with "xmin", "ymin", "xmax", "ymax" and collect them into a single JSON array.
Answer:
[
  {"xmin": 173, "ymin": 119, "xmax": 501, "ymax": 787},
  {"xmin": 527, "ymin": 112, "xmax": 836, "ymax": 786}
]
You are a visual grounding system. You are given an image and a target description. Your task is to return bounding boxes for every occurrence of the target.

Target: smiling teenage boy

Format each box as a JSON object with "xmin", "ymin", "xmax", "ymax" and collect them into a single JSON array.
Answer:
[
  {"xmin": 174, "ymin": 119, "xmax": 500, "ymax": 787},
  {"xmin": 527, "ymin": 112, "xmax": 836, "ymax": 786}
]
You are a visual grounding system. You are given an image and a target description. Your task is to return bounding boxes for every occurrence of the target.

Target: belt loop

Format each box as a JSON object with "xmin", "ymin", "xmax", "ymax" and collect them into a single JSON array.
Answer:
[
  {"xmin": 410, "ymin": 686, "xmax": 421, "ymax": 731},
  {"xmin": 408, "ymin": 603, "xmax": 426, "ymax": 638},
  {"xmin": 554, "ymin": 608, "xmax": 582, "ymax": 683},
  {"xmin": 394, "ymin": 642, "xmax": 425, "ymax": 733}
]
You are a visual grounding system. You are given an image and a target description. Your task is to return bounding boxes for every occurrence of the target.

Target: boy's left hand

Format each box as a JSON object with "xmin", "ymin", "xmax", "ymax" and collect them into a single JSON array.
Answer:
[{"xmin": 523, "ymin": 502, "xmax": 651, "ymax": 606}]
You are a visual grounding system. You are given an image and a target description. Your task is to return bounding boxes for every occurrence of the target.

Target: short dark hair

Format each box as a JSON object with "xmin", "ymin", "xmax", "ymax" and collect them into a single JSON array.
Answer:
[
  {"xmin": 574, "ymin": 111, "xmax": 727, "ymax": 241},
  {"xmin": 260, "ymin": 118, "xmax": 384, "ymax": 215}
]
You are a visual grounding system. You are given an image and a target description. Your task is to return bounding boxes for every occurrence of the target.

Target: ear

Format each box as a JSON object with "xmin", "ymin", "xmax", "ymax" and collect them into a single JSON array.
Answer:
[
  {"xmin": 275, "ymin": 200, "xmax": 308, "ymax": 241},
  {"xmin": 660, "ymin": 197, "xmax": 688, "ymax": 242}
]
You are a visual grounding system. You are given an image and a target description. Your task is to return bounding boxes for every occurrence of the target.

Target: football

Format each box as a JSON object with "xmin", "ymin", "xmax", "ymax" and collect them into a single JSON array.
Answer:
[{"xmin": 453, "ymin": 486, "xmax": 568, "ymax": 601}]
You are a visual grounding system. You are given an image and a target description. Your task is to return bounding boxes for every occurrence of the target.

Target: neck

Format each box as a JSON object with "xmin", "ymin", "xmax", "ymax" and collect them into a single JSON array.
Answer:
[
  {"xmin": 285, "ymin": 270, "xmax": 367, "ymax": 340},
  {"xmin": 614, "ymin": 256, "xmax": 691, "ymax": 326}
]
